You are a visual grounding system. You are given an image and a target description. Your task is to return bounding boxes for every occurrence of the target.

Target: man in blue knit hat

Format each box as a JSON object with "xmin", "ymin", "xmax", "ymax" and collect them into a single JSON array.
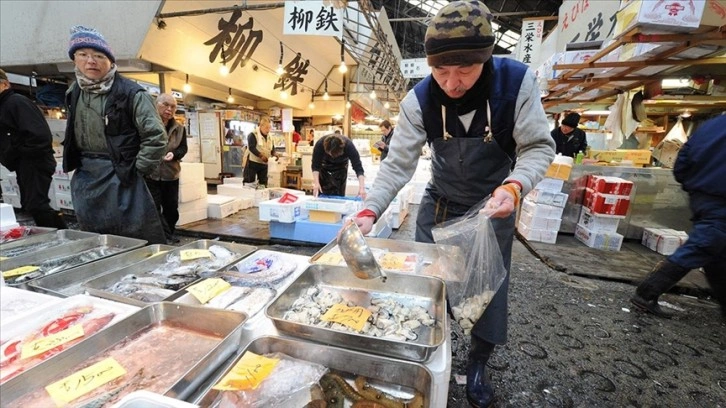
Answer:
[
  {"xmin": 351, "ymin": 1, "xmax": 555, "ymax": 407},
  {"xmin": 63, "ymin": 26, "xmax": 167, "ymax": 243}
]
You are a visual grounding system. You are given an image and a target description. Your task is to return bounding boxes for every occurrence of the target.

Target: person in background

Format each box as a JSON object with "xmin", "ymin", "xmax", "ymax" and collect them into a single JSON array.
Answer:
[
  {"xmin": 306, "ymin": 129, "xmax": 315, "ymax": 145},
  {"xmin": 312, "ymin": 133, "xmax": 365, "ymax": 198},
  {"xmin": 631, "ymin": 114, "xmax": 726, "ymax": 320},
  {"xmin": 0, "ymin": 68, "xmax": 67, "ymax": 229},
  {"xmin": 63, "ymin": 26, "xmax": 167, "ymax": 243},
  {"xmin": 551, "ymin": 112, "xmax": 587, "ymax": 158},
  {"xmin": 242, "ymin": 116, "xmax": 277, "ymax": 186},
  {"xmin": 350, "ymin": 2, "xmax": 555, "ymax": 407},
  {"xmin": 375, "ymin": 119, "xmax": 394, "ymax": 161},
  {"xmin": 147, "ymin": 93, "xmax": 187, "ymax": 244},
  {"xmin": 292, "ymin": 127, "xmax": 302, "ymax": 147}
]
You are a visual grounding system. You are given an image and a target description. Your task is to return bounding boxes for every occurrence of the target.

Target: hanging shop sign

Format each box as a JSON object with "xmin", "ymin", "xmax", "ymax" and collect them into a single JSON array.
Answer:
[
  {"xmin": 283, "ymin": 1, "xmax": 343, "ymax": 37},
  {"xmin": 400, "ymin": 58, "xmax": 431, "ymax": 79},
  {"xmin": 204, "ymin": 9, "xmax": 264, "ymax": 74},
  {"xmin": 273, "ymin": 52, "xmax": 310, "ymax": 97},
  {"xmin": 516, "ymin": 19, "xmax": 544, "ymax": 66},
  {"xmin": 556, "ymin": 0, "xmax": 620, "ymax": 52}
]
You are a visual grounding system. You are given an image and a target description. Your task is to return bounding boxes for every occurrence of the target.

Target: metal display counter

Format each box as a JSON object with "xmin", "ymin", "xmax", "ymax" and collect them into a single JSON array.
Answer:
[{"xmin": 560, "ymin": 165, "xmax": 691, "ymax": 239}]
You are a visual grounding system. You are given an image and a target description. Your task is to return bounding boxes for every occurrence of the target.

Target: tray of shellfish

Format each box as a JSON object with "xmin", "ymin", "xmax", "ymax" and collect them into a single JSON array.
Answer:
[
  {"xmin": 194, "ymin": 335, "xmax": 431, "ymax": 407},
  {"xmin": 1, "ymin": 234, "xmax": 147, "ymax": 289},
  {"xmin": 0, "ymin": 302, "xmax": 247, "ymax": 408},
  {"xmin": 82, "ymin": 240, "xmax": 256, "ymax": 306},
  {"xmin": 265, "ymin": 264, "xmax": 446, "ymax": 362}
]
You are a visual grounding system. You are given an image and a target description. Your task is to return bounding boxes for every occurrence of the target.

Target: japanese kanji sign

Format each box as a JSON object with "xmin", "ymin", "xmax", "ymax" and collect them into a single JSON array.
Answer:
[
  {"xmin": 204, "ymin": 9, "xmax": 264, "ymax": 74},
  {"xmin": 400, "ymin": 58, "xmax": 431, "ymax": 79},
  {"xmin": 516, "ymin": 19, "xmax": 544, "ymax": 66},
  {"xmin": 556, "ymin": 0, "xmax": 620, "ymax": 52},
  {"xmin": 283, "ymin": 1, "xmax": 343, "ymax": 37}
]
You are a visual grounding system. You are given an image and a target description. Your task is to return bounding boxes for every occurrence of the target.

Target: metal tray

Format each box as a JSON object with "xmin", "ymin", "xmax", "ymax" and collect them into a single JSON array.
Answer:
[
  {"xmin": 28, "ymin": 244, "xmax": 175, "ymax": 297},
  {"xmin": 1, "ymin": 234, "xmax": 147, "ymax": 289},
  {"xmin": 83, "ymin": 240, "xmax": 256, "ymax": 306},
  {"xmin": 0, "ymin": 229, "xmax": 97, "ymax": 259},
  {"xmin": 0, "ymin": 302, "xmax": 247, "ymax": 406},
  {"xmin": 265, "ymin": 264, "xmax": 446, "ymax": 362},
  {"xmin": 195, "ymin": 335, "xmax": 433, "ymax": 407},
  {"xmin": 0, "ymin": 226, "xmax": 57, "ymax": 244}
]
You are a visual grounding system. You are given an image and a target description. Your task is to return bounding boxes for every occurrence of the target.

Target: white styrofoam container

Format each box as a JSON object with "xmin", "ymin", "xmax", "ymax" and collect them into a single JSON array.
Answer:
[
  {"xmin": 519, "ymin": 210, "xmax": 562, "ymax": 231},
  {"xmin": 179, "ymin": 162, "xmax": 205, "ymax": 184},
  {"xmin": 578, "ymin": 207, "xmax": 621, "ymax": 233},
  {"xmin": 176, "ymin": 207, "xmax": 207, "ymax": 226},
  {"xmin": 535, "ymin": 178, "xmax": 565, "ymax": 193},
  {"xmin": 642, "ymin": 227, "xmax": 688, "ymax": 255},
  {"xmin": 575, "ymin": 224, "xmax": 624, "ymax": 251},
  {"xmin": 0, "ymin": 203, "xmax": 17, "ymax": 227},
  {"xmin": 178, "ymin": 181, "xmax": 208, "ymax": 203},
  {"xmin": 222, "ymin": 177, "xmax": 245, "ymax": 184},
  {"xmin": 178, "ymin": 197, "xmax": 209, "ymax": 212},
  {"xmin": 258, "ymin": 197, "xmax": 307, "ymax": 223},
  {"xmin": 0, "ymin": 287, "xmax": 63, "ymax": 326},
  {"xmin": 111, "ymin": 391, "xmax": 199, "ymax": 408},
  {"xmin": 303, "ymin": 197, "xmax": 359, "ymax": 214},
  {"xmin": 51, "ymin": 175, "xmax": 72, "ymax": 195},
  {"xmin": 517, "ymin": 221, "xmax": 558, "ymax": 244},
  {"xmin": 55, "ymin": 192, "xmax": 74, "ymax": 210},
  {"xmin": 268, "ymin": 188, "xmax": 307, "ymax": 200},
  {"xmin": 521, "ymin": 197, "xmax": 566, "ymax": 219},
  {"xmin": 526, "ymin": 189, "xmax": 568, "ymax": 208}
]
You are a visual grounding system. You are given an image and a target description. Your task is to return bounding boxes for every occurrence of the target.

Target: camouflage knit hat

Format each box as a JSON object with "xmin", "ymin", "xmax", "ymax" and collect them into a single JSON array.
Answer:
[{"xmin": 425, "ymin": 1, "xmax": 495, "ymax": 67}]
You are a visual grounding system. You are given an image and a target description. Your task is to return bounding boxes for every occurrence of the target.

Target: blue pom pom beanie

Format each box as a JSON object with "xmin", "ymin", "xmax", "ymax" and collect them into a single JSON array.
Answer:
[{"xmin": 68, "ymin": 26, "xmax": 115, "ymax": 63}]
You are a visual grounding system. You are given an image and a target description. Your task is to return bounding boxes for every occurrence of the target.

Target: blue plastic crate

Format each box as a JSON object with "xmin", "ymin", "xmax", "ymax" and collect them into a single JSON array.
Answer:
[{"xmin": 269, "ymin": 218, "xmax": 342, "ymax": 244}]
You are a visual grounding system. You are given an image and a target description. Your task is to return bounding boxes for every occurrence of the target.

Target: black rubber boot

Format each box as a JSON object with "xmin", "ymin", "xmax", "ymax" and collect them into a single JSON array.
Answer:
[
  {"xmin": 631, "ymin": 260, "xmax": 690, "ymax": 318},
  {"xmin": 30, "ymin": 209, "xmax": 68, "ymax": 229},
  {"xmin": 466, "ymin": 337, "xmax": 495, "ymax": 408}
]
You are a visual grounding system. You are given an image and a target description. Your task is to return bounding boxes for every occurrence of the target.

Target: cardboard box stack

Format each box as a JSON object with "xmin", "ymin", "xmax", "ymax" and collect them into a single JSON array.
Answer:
[
  {"xmin": 177, "ymin": 162, "xmax": 208, "ymax": 226},
  {"xmin": 574, "ymin": 176, "xmax": 633, "ymax": 251},
  {"xmin": 641, "ymin": 227, "xmax": 688, "ymax": 256}
]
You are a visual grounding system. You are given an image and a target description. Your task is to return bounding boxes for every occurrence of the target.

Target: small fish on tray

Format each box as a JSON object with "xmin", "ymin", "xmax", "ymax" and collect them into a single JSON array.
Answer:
[{"xmin": 5, "ymin": 246, "xmax": 123, "ymax": 285}]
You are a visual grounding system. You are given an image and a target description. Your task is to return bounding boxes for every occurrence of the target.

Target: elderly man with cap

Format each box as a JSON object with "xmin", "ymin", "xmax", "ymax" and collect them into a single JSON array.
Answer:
[
  {"xmin": 551, "ymin": 112, "xmax": 588, "ymax": 158},
  {"xmin": 351, "ymin": 1, "xmax": 555, "ymax": 407},
  {"xmin": 0, "ymin": 69, "xmax": 67, "ymax": 229},
  {"xmin": 63, "ymin": 26, "xmax": 167, "ymax": 243}
]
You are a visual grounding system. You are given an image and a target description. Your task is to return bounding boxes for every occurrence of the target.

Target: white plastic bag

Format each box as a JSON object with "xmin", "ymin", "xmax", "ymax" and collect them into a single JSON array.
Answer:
[{"xmin": 431, "ymin": 198, "xmax": 507, "ymax": 335}]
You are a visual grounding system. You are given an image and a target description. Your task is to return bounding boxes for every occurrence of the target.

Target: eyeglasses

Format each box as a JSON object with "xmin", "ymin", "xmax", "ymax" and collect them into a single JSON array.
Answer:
[{"xmin": 74, "ymin": 51, "xmax": 108, "ymax": 62}]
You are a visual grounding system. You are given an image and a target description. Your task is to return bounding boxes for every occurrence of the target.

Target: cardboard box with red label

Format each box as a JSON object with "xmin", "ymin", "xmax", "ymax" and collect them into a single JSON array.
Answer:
[
  {"xmin": 587, "ymin": 175, "xmax": 634, "ymax": 195},
  {"xmin": 584, "ymin": 188, "xmax": 631, "ymax": 216}
]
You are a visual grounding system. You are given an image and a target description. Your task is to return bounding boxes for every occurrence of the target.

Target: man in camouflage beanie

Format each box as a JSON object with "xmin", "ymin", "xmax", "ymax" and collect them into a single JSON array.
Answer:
[{"xmin": 353, "ymin": 2, "xmax": 555, "ymax": 407}]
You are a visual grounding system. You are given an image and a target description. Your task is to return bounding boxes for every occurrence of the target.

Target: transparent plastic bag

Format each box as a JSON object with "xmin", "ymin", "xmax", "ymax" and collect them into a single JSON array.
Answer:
[{"xmin": 432, "ymin": 198, "xmax": 507, "ymax": 335}]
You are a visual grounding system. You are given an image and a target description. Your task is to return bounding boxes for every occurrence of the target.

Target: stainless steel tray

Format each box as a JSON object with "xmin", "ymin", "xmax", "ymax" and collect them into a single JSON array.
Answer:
[
  {"xmin": 28, "ymin": 244, "xmax": 175, "ymax": 297},
  {"xmin": 0, "ymin": 229, "xmax": 97, "ymax": 258},
  {"xmin": 195, "ymin": 335, "xmax": 433, "ymax": 407},
  {"xmin": 0, "ymin": 226, "xmax": 57, "ymax": 244},
  {"xmin": 0, "ymin": 302, "xmax": 247, "ymax": 406},
  {"xmin": 1, "ymin": 234, "xmax": 147, "ymax": 289},
  {"xmin": 83, "ymin": 240, "xmax": 256, "ymax": 307},
  {"xmin": 265, "ymin": 264, "xmax": 446, "ymax": 362}
]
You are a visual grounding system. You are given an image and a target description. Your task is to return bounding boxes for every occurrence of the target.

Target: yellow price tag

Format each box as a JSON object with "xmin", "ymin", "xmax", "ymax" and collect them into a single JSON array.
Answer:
[
  {"xmin": 315, "ymin": 253, "xmax": 344, "ymax": 265},
  {"xmin": 0, "ymin": 256, "xmax": 8, "ymax": 261},
  {"xmin": 2, "ymin": 265, "xmax": 39, "ymax": 278},
  {"xmin": 21, "ymin": 324, "xmax": 85, "ymax": 360},
  {"xmin": 149, "ymin": 250, "xmax": 168, "ymax": 258},
  {"xmin": 186, "ymin": 278, "xmax": 231, "ymax": 304},
  {"xmin": 45, "ymin": 357, "xmax": 126, "ymax": 407},
  {"xmin": 179, "ymin": 249, "xmax": 211, "ymax": 261},
  {"xmin": 321, "ymin": 303, "xmax": 372, "ymax": 332},
  {"xmin": 213, "ymin": 352, "xmax": 279, "ymax": 391},
  {"xmin": 223, "ymin": 145, "xmax": 230, "ymax": 152}
]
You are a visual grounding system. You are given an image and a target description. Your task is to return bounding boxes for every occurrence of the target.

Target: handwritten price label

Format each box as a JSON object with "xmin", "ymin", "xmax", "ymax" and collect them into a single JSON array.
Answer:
[
  {"xmin": 213, "ymin": 352, "xmax": 279, "ymax": 391},
  {"xmin": 45, "ymin": 357, "xmax": 126, "ymax": 407},
  {"xmin": 2, "ymin": 265, "xmax": 39, "ymax": 278},
  {"xmin": 179, "ymin": 249, "xmax": 211, "ymax": 261},
  {"xmin": 321, "ymin": 303, "xmax": 372, "ymax": 332},
  {"xmin": 21, "ymin": 324, "xmax": 85, "ymax": 360},
  {"xmin": 186, "ymin": 278, "xmax": 231, "ymax": 304}
]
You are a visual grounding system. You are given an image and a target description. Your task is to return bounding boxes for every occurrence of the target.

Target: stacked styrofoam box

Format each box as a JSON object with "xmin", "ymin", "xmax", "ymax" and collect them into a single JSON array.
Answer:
[
  {"xmin": 574, "ymin": 175, "xmax": 630, "ymax": 251},
  {"xmin": 0, "ymin": 203, "xmax": 18, "ymax": 230},
  {"xmin": 217, "ymin": 184, "xmax": 270, "ymax": 206},
  {"xmin": 51, "ymin": 164, "xmax": 74, "ymax": 211},
  {"xmin": 641, "ymin": 227, "xmax": 688, "ymax": 256},
  {"xmin": 259, "ymin": 195, "xmax": 308, "ymax": 223},
  {"xmin": 207, "ymin": 194, "xmax": 242, "ymax": 219},
  {"xmin": 182, "ymin": 137, "xmax": 201, "ymax": 163},
  {"xmin": 223, "ymin": 177, "xmax": 245, "ymax": 185},
  {"xmin": 303, "ymin": 197, "xmax": 360, "ymax": 225},
  {"xmin": 177, "ymin": 162, "xmax": 208, "ymax": 226},
  {"xmin": 518, "ymin": 179, "xmax": 567, "ymax": 244}
]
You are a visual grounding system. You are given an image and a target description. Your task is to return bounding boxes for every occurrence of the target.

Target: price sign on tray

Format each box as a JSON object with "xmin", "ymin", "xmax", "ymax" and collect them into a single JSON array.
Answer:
[
  {"xmin": 45, "ymin": 357, "xmax": 126, "ymax": 406},
  {"xmin": 180, "ymin": 249, "xmax": 211, "ymax": 261},
  {"xmin": 321, "ymin": 303, "xmax": 372, "ymax": 331},
  {"xmin": 187, "ymin": 278, "xmax": 231, "ymax": 304},
  {"xmin": 213, "ymin": 352, "xmax": 279, "ymax": 391},
  {"xmin": 21, "ymin": 324, "xmax": 85, "ymax": 359}
]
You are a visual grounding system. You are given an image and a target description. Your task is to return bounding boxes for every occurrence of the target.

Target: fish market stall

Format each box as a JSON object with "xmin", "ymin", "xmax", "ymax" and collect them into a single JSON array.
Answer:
[
  {"xmin": 170, "ymin": 249, "xmax": 310, "ymax": 324},
  {"xmin": 0, "ymin": 229, "xmax": 97, "ymax": 259},
  {"xmin": 83, "ymin": 240, "xmax": 255, "ymax": 306},
  {"xmin": 28, "ymin": 244, "xmax": 175, "ymax": 297},
  {"xmin": 0, "ymin": 303, "xmax": 247, "ymax": 407},
  {"xmin": 0, "ymin": 294, "xmax": 138, "ymax": 384},
  {"xmin": 1, "ymin": 234, "xmax": 146, "ymax": 288},
  {"xmin": 0, "ymin": 286, "xmax": 63, "ymax": 324}
]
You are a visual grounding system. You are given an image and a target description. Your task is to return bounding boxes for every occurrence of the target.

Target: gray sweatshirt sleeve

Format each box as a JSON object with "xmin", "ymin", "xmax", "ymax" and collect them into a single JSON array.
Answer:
[
  {"xmin": 364, "ymin": 90, "xmax": 427, "ymax": 217},
  {"xmin": 506, "ymin": 68, "xmax": 556, "ymax": 194}
]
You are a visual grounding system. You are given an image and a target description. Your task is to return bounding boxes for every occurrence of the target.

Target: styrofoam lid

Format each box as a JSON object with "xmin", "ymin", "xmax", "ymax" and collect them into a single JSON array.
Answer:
[{"xmin": 553, "ymin": 154, "xmax": 574, "ymax": 166}]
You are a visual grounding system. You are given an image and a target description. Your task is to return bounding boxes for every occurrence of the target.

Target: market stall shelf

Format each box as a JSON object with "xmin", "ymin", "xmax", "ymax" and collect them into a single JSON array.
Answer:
[
  {"xmin": 265, "ymin": 264, "xmax": 446, "ymax": 362},
  {"xmin": 82, "ymin": 240, "xmax": 255, "ymax": 306},
  {"xmin": 195, "ymin": 335, "xmax": 432, "ymax": 407},
  {"xmin": 28, "ymin": 244, "xmax": 175, "ymax": 297},
  {"xmin": 0, "ymin": 229, "xmax": 96, "ymax": 259},
  {"xmin": 1, "ymin": 234, "xmax": 146, "ymax": 289},
  {"xmin": 0, "ymin": 303, "xmax": 247, "ymax": 407}
]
